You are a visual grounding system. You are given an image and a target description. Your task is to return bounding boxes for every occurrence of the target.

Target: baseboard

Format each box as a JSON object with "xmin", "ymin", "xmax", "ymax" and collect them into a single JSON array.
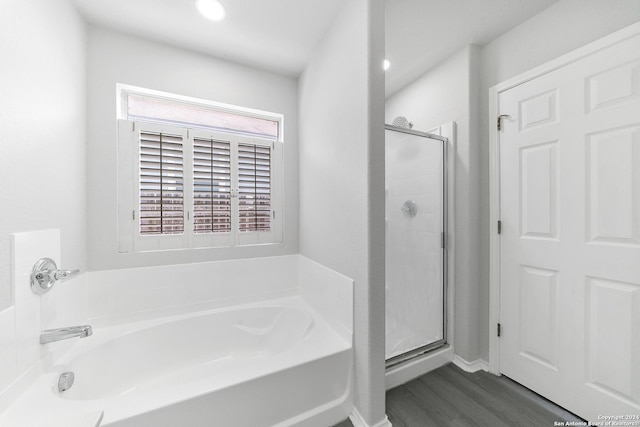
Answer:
[
  {"xmin": 452, "ymin": 355, "xmax": 489, "ymax": 373},
  {"xmin": 350, "ymin": 407, "xmax": 392, "ymax": 427}
]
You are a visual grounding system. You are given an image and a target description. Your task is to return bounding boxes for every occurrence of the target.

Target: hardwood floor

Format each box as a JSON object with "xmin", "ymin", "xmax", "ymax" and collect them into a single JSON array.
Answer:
[{"xmin": 333, "ymin": 363, "xmax": 583, "ymax": 427}]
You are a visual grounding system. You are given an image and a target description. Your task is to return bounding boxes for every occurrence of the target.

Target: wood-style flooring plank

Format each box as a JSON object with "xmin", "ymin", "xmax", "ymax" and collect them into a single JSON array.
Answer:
[
  {"xmin": 414, "ymin": 367, "xmax": 513, "ymax": 426},
  {"xmin": 402, "ymin": 374, "xmax": 478, "ymax": 427},
  {"xmin": 386, "ymin": 384, "xmax": 441, "ymax": 427},
  {"xmin": 433, "ymin": 364, "xmax": 559, "ymax": 426},
  {"xmin": 332, "ymin": 363, "xmax": 583, "ymax": 427}
]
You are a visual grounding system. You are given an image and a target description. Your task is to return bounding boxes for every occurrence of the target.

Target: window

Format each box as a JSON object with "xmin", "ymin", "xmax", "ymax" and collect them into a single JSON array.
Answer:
[
  {"xmin": 117, "ymin": 85, "xmax": 283, "ymax": 253},
  {"xmin": 126, "ymin": 93, "xmax": 279, "ymax": 139}
]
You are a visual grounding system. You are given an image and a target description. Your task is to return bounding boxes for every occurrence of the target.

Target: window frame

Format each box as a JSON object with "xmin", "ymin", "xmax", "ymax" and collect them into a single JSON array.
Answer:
[
  {"xmin": 116, "ymin": 84, "xmax": 284, "ymax": 142},
  {"xmin": 116, "ymin": 87, "xmax": 284, "ymax": 254}
]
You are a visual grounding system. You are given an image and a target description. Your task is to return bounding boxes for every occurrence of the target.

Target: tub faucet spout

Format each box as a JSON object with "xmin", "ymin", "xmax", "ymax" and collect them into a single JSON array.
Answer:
[{"xmin": 40, "ymin": 325, "xmax": 93, "ymax": 344}]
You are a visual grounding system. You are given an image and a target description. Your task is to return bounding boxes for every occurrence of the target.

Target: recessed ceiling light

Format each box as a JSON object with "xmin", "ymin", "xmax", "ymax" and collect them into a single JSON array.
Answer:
[
  {"xmin": 196, "ymin": 0, "xmax": 226, "ymax": 21},
  {"xmin": 383, "ymin": 59, "xmax": 391, "ymax": 71}
]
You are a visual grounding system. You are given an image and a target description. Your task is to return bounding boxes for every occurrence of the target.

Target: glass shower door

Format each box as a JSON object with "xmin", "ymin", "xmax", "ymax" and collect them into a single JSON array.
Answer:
[{"xmin": 385, "ymin": 126, "xmax": 446, "ymax": 365}]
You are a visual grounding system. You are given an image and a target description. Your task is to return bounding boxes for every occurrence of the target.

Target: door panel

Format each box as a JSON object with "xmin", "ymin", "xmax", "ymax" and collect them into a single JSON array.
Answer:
[
  {"xmin": 520, "ymin": 142, "xmax": 558, "ymax": 239},
  {"xmin": 587, "ymin": 126, "xmax": 640, "ymax": 244},
  {"xmin": 519, "ymin": 265, "xmax": 558, "ymax": 370},
  {"xmin": 499, "ymin": 31, "xmax": 640, "ymax": 422},
  {"xmin": 519, "ymin": 89, "xmax": 559, "ymax": 131},
  {"xmin": 586, "ymin": 277, "xmax": 640, "ymax": 405}
]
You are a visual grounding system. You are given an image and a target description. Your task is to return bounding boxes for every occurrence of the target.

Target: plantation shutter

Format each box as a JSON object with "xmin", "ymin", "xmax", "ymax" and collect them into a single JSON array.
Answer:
[
  {"xmin": 238, "ymin": 143, "xmax": 271, "ymax": 232},
  {"xmin": 193, "ymin": 137, "xmax": 232, "ymax": 233},
  {"xmin": 118, "ymin": 120, "xmax": 281, "ymax": 253},
  {"xmin": 139, "ymin": 130, "xmax": 184, "ymax": 235}
]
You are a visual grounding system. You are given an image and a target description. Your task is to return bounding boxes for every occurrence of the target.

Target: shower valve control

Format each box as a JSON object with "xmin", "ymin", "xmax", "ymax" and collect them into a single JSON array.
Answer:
[
  {"xmin": 401, "ymin": 200, "xmax": 418, "ymax": 218},
  {"xmin": 30, "ymin": 258, "xmax": 80, "ymax": 295}
]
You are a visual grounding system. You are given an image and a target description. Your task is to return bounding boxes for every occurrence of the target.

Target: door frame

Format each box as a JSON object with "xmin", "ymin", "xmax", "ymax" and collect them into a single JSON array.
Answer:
[{"xmin": 488, "ymin": 21, "xmax": 640, "ymax": 375}]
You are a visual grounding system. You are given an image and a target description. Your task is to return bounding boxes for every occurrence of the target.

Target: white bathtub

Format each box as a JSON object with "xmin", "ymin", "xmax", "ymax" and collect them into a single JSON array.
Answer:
[{"xmin": 1, "ymin": 295, "xmax": 352, "ymax": 427}]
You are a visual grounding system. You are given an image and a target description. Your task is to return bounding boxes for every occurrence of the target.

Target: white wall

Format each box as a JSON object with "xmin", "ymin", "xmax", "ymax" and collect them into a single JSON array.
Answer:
[
  {"xmin": 478, "ymin": 0, "xmax": 640, "ymax": 361},
  {"xmin": 86, "ymin": 27, "xmax": 299, "ymax": 271},
  {"xmin": 298, "ymin": 0, "xmax": 386, "ymax": 424},
  {"xmin": 385, "ymin": 46, "xmax": 483, "ymax": 363},
  {"xmin": 0, "ymin": 0, "xmax": 87, "ymax": 310}
]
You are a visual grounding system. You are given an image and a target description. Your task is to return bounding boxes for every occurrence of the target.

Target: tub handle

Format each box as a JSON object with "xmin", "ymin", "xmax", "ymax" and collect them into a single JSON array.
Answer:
[{"xmin": 30, "ymin": 258, "xmax": 80, "ymax": 295}]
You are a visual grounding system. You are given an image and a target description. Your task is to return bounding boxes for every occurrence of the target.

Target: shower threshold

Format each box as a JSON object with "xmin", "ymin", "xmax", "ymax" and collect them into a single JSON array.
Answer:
[{"xmin": 385, "ymin": 339, "xmax": 447, "ymax": 370}]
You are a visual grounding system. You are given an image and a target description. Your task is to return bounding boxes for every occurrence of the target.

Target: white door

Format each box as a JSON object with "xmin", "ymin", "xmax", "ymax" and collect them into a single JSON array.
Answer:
[{"xmin": 498, "ymin": 30, "xmax": 640, "ymax": 422}]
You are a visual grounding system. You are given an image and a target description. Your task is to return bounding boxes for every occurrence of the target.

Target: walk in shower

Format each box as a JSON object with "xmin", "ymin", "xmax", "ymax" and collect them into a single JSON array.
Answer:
[{"xmin": 385, "ymin": 123, "xmax": 447, "ymax": 368}]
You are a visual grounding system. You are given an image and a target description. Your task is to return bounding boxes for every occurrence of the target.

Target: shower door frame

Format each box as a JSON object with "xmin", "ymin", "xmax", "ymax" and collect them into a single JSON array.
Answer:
[{"xmin": 384, "ymin": 124, "xmax": 449, "ymax": 369}]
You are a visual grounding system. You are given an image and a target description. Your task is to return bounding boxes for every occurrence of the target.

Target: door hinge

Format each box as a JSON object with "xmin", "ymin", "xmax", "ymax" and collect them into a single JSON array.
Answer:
[
  {"xmin": 272, "ymin": 210, "xmax": 276, "ymax": 219},
  {"xmin": 497, "ymin": 323, "xmax": 501, "ymax": 337},
  {"xmin": 497, "ymin": 220, "xmax": 502, "ymax": 234},
  {"xmin": 132, "ymin": 210, "xmax": 136, "ymax": 220},
  {"xmin": 441, "ymin": 232, "xmax": 445, "ymax": 249},
  {"xmin": 497, "ymin": 114, "xmax": 511, "ymax": 131},
  {"xmin": 132, "ymin": 122, "xmax": 136, "ymax": 132}
]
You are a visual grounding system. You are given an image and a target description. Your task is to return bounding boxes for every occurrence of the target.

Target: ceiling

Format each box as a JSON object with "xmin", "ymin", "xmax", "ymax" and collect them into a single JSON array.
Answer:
[
  {"xmin": 385, "ymin": 0, "xmax": 559, "ymax": 95},
  {"xmin": 72, "ymin": 0, "xmax": 559, "ymax": 95},
  {"xmin": 71, "ymin": 0, "xmax": 347, "ymax": 77}
]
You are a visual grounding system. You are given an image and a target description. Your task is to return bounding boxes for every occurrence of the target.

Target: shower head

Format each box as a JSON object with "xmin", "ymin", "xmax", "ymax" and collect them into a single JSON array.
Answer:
[{"xmin": 392, "ymin": 116, "xmax": 414, "ymax": 129}]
